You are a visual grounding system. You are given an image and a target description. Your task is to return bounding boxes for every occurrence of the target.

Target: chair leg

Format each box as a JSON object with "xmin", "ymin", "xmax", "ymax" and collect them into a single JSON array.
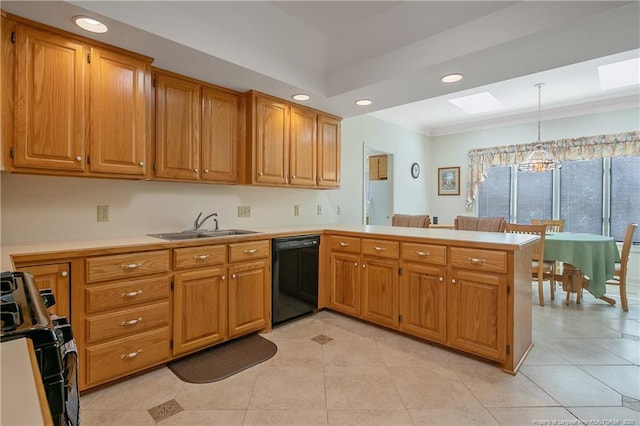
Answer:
[
  {"xmin": 620, "ymin": 278, "xmax": 628, "ymax": 312},
  {"xmin": 538, "ymin": 276, "xmax": 545, "ymax": 306},
  {"xmin": 550, "ymin": 265, "xmax": 556, "ymax": 300}
]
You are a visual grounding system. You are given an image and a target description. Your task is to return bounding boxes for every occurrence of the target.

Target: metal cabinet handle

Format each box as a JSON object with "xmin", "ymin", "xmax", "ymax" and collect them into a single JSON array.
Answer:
[
  {"xmin": 61, "ymin": 271, "xmax": 68, "ymax": 277},
  {"xmin": 221, "ymin": 275, "xmax": 226, "ymax": 281},
  {"xmin": 138, "ymin": 161, "xmax": 144, "ymax": 167},
  {"xmin": 259, "ymin": 172, "xmax": 264, "ymax": 176},
  {"xmin": 451, "ymin": 279, "xmax": 456, "ymax": 284},
  {"xmin": 244, "ymin": 248, "xmax": 258, "ymax": 254},
  {"xmin": 120, "ymin": 349, "xmax": 142, "ymax": 359},
  {"xmin": 362, "ymin": 264, "xmax": 366, "ymax": 268},
  {"xmin": 120, "ymin": 317, "xmax": 142, "ymax": 326},
  {"xmin": 439, "ymin": 277, "xmax": 444, "ymax": 282},
  {"xmin": 339, "ymin": 242, "xmax": 350, "ymax": 247},
  {"xmin": 416, "ymin": 251, "xmax": 429, "ymax": 257},
  {"xmin": 354, "ymin": 262, "xmax": 358, "ymax": 267},
  {"xmin": 373, "ymin": 246, "xmax": 386, "ymax": 251},
  {"xmin": 194, "ymin": 254, "xmax": 210, "ymax": 260},
  {"xmin": 120, "ymin": 290, "xmax": 143, "ymax": 298},
  {"xmin": 204, "ymin": 169, "xmax": 209, "ymax": 173},
  {"xmin": 120, "ymin": 263, "xmax": 142, "ymax": 270},
  {"xmin": 468, "ymin": 257, "xmax": 486, "ymax": 265},
  {"xmin": 194, "ymin": 168, "xmax": 199, "ymax": 173},
  {"xmin": 231, "ymin": 274, "xmax": 237, "ymax": 279},
  {"xmin": 75, "ymin": 156, "xmax": 82, "ymax": 162}
]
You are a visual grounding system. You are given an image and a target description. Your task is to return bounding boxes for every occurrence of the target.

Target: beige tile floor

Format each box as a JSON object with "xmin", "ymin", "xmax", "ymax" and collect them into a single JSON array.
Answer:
[{"xmin": 80, "ymin": 283, "xmax": 640, "ymax": 425}]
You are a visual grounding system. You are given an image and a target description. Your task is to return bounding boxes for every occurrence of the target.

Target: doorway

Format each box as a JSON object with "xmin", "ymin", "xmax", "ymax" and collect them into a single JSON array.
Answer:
[{"xmin": 363, "ymin": 146, "xmax": 394, "ymax": 225}]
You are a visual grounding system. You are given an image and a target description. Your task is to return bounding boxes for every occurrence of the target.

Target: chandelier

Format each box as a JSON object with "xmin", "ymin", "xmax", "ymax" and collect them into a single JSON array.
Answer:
[{"xmin": 518, "ymin": 83, "xmax": 560, "ymax": 172}]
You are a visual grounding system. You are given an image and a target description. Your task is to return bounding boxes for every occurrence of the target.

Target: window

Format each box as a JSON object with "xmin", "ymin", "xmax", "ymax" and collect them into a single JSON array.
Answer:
[{"xmin": 478, "ymin": 156, "xmax": 639, "ymax": 242}]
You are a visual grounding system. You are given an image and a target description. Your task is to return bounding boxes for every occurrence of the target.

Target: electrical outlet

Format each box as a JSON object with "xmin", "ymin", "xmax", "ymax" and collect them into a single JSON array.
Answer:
[
  {"xmin": 317, "ymin": 205, "xmax": 322, "ymax": 215},
  {"xmin": 97, "ymin": 205, "xmax": 110, "ymax": 222},
  {"xmin": 337, "ymin": 205, "xmax": 342, "ymax": 215},
  {"xmin": 237, "ymin": 205, "xmax": 251, "ymax": 218},
  {"xmin": 294, "ymin": 205, "xmax": 300, "ymax": 216}
]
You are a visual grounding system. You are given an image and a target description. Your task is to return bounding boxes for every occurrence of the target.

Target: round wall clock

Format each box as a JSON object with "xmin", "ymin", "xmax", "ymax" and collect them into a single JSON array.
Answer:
[{"xmin": 411, "ymin": 162, "xmax": 420, "ymax": 178}]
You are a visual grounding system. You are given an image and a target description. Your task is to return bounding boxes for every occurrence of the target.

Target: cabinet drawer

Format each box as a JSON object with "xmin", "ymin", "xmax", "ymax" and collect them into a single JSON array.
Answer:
[
  {"xmin": 449, "ymin": 247, "xmax": 507, "ymax": 273},
  {"xmin": 86, "ymin": 250, "xmax": 170, "ymax": 282},
  {"xmin": 86, "ymin": 327, "xmax": 170, "ymax": 385},
  {"xmin": 174, "ymin": 245, "xmax": 226, "ymax": 270},
  {"xmin": 328, "ymin": 235, "xmax": 360, "ymax": 253},
  {"xmin": 401, "ymin": 242, "xmax": 447, "ymax": 265},
  {"xmin": 362, "ymin": 239, "xmax": 399, "ymax": 259},
  {"xmin": 86, "ymin": 301, "xmax": 170, "ymax": 343},
  {"xmin": 86, "ymin": 277, "xmax": 170, "ymax": 314},
  {"xmin": 229, "ymin": 240, "xmax": 269, "ymax": 262}
]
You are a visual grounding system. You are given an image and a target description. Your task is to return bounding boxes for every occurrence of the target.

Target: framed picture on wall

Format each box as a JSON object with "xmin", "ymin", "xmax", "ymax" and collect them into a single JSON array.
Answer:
[{"xmin": 438, "ymin": 166, "xmax": 460, "ymax": 196}]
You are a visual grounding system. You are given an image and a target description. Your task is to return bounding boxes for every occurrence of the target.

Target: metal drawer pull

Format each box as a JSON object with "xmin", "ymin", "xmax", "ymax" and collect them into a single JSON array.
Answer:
[
  {"xmin": 354, "ymin": 262, "xmax": 358, "ymax": 267},
  {"xmin": 120, "ymin": 317, "xmax": 143, "ymax": 326},
  {"xmin": 339, "ymin": 242, "xmax": 350, "ymax": 247},
  {"xmin": 439, "ymin": 277, "xmax": 444, "ymax": 282},
  {"xmin": 451, "ymin": 279, "xmax": 456, "ymax": 284},
  {"xmin": 416, "ymin": 251, "xmax": 429, "ymax": 256},
  {"xmin": 468, "ymin": 257, "xmax": 486, "ymax": 265},
  {"xmin": 120, "ymin": 290, "xmax": 143, "ymax": 298},
  {"xmin": 120, "ymin": 263, "xmax": 142, "ymax": 270},
  {"xmin": 373, "ymin": 246, "xmax": 386, "ymax": 251},
  {"xmin": 231, "ymin": 274, "xmax": 237, "ymax": 279},
  {"xmin": 244, "ymin": 248, "xmax": 258, "ymax": 254},
  {"xmin": 194, "ymin": 254, "xmax": 210, "ymax": 260},
  {"xmin": 120, "ymin": 349, "xmax": 142, "ymax": 359},
  {"xmin": 61, "ymin": 271, "xmax": 68, "ymax": 277}
]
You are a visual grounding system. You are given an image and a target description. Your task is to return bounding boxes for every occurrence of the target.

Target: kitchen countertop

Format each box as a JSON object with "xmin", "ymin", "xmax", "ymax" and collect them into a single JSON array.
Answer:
[{"xmin": 1, "ymin": 224, "xmax": 538, "ymax": 270}]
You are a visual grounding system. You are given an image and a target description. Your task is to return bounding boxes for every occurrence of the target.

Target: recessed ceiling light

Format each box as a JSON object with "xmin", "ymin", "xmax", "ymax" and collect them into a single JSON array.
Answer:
[
  {"xmin": 292, "ymin": 93, "xmax": 310, "ymax": 101},
  {"xmin": 441, "ymin": 73, "xmax": 463, "ymax": 83},
  {"xmin": 598, "ymin": 58, "xmax": 640, "ymax": 90},
  {"xmin": 73, "ymin": 16, "xmax": 108, "ymax": 34},
  {"xmin": 449, "ymin": 91, "xmax": 505, "ymax": 114},
  {"xmin": 355, "ymin": 99, "xmax": 372, "ymax": 106}
]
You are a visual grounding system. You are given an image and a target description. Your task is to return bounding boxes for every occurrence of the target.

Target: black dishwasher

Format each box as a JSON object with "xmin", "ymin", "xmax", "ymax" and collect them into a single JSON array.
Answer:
[{"xmin": 272, "ymin": 235, "xmax": 320, "ymax": 326}]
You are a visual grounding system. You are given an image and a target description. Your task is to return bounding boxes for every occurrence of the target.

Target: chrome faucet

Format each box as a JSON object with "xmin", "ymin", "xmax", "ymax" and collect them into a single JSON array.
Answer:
[{"xmin": 193, "ymin": 212, "xmax": 219, "ymax": 232}]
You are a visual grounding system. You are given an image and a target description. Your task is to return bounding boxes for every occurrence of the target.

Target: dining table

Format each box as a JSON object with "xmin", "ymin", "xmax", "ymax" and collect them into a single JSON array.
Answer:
[{"xmin": 544, "ymin": 232, "xmax": 620, "ymax": 305}]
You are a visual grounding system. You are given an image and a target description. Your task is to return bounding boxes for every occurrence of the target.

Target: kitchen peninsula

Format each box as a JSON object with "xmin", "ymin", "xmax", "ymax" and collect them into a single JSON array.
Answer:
[{"xmin": 2, "ymin": 225, "xmax": 538, "ymax": 391}]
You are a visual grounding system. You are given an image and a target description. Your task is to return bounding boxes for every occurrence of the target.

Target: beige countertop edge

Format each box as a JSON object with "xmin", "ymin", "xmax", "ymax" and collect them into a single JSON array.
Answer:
[{"xmin": 2, "ymin": 224, "xmax": 538, "ymax": 271}]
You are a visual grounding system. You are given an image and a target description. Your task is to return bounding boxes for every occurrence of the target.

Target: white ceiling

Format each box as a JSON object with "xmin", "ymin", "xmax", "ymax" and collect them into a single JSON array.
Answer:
[{"xmin": 3, "ymin": 1, "xmax": 639, "ymax": 136}]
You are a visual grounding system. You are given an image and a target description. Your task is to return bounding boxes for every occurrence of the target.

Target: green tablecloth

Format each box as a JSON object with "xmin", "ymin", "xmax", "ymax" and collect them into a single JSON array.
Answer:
[{"xmin": 544, "ymin": 233, "xmax": 620, "ymax": 298}]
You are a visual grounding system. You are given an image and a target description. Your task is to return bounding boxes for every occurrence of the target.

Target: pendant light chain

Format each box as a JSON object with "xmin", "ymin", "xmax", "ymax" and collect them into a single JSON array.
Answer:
[{"xmin": 536, "ymin": 82, "xmax": 544, "ymax": 143}]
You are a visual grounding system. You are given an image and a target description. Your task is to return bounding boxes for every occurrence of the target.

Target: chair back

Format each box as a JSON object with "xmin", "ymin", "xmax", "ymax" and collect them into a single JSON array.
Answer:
[
  {"xmin": 505, "ymin": 223, "xmax": 547, "ymax": 261},
  {"xmin": 392, "ymin": 214, "xmax": 430, "ymax": 228},
  {"xmin": 530, "ymin": 218, "xmax": 565, "ymax": 233},
  {"xmin": 454, "ymin": 216, "xmax": 506, "ymax": 232},
  {"xmin": 619, "ymin": 223, "xmax": 638, "ymax": 276}
]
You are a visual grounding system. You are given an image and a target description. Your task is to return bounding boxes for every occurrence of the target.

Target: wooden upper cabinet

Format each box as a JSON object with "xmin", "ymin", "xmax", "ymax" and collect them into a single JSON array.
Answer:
[
  {"xmin": 289, "ymin": 106, "xmax": 316, "ymax": 187},
  {"xmin": 317, "ymin": 114, "xmax": 341, "ymax": 188},
  {"xmin": 88, "ymin": 47, "xmax": 149, "ymax": 176},
  {"xmin": 154, "ymin": 72, "xmax": 200, "ymax": 180},
  {"xmin": 1, "ymin": 15, "xmax": 16, "ymax": 171},
  {"xmin": 14, "ymin": 24, "xmax": 88, "ymax": 171},
  {"xmin": 201, "ymin": 87, "xmax": 239, "ymax": 183},
  {"xmin": 251, "ymin": 94, "xmax": 290, "ymax": 185}
]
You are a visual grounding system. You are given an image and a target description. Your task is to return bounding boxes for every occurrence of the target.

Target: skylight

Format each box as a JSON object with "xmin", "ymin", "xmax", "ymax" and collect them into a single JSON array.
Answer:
[
  {"xmin": 448, "ymin": 92, "xmax": 505, "ymax": 114},
  {"xmin": 598, "ymin": 58, "xmax": 640, "ymax": 90}
]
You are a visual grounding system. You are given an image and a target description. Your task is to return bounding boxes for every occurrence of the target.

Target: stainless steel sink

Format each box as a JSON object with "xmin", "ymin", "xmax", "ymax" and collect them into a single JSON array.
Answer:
[{"xmin": 147, "ymin": 229, "xmax": 259, "ymax": 241}]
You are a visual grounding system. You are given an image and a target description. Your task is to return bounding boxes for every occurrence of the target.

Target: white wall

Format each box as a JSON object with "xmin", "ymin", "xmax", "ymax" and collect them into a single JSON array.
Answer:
[{"xmin": 428, "ymin": 107, "xmax": 640, "ymax": 225}]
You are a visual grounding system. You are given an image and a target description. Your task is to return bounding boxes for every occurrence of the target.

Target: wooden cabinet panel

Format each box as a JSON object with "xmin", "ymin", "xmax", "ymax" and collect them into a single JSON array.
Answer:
[
  {"xmin": 174, "ymin": 244, "xmax": 226, "ymax": 270},
  {"xmin": 16, "ymin": 263, "xmax": 70, "ymax": 318},
  {"xmin": 447, "ymin": 269, "xmax": 507, "ymax": 361},
  {"xmin": 228, "ymin": 259, "xmax": 268, "ymax": 337},
  {"xmin": 228, "ymin": 240, "xmax": 270, "ymax": 262},
  {"xmin": 399, "ymin": 262, "xmax": 446, "ymax": 344},
  {"xmin": 317, "ymin": 114, "xmax": 340, "ymax": 187},
  {"xmin": 154, "ymin": 72, "xmax": 200, "ymax": 179},
  {"xmin": 85, "ymin": 277, "xmax": 170, "ymax": 314},
  {"xmin": 14, "ymin": 24, "xmax": 87, "ymax": 171},
  {"xmin": 254, "ymin": 95, "xmax": 289, "ymax": 184},
  {"xmin": 289, "ymin": 106, "xmax": 316, "ymax": 186},
  {"xmin": 361, "ymin": 256, "xmax": 398, "ymax": 328},
  {"xmin": 173, "ymin": 267, "xmax": 227, "ymax": 355},
  {"xmin": 86, "ymin": 250, "xmax": 170, "ymax": 282},
  {"xmin": 329, "ymin": 251, "xmax": 361, "ymax": 316},
  {"xmin": 89, "ymin": 47, "xmax": 149, "ymax": 175},
  {"xmin": 401, "ymin": 242, "xmax": 447, "ymax": 265},
  {"xmin": 86, "ymin": 301, "xmax": 169, "ymax": 343},
  {"xmin": 328, "ymin": 235, "xmax": 361, "ymax": 253},
  {"xmin": 201, "ymin": 87, "xmax": 239, "ymax": 182},
  {"xmin": 362, "ymin": 239, "xmax": 399, "ymax": 259}
]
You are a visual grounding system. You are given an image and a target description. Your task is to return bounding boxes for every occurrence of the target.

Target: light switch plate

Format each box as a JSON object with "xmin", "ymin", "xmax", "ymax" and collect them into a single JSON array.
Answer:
[
  {"xmin": 294, "ymin": 205, "xmax": 300, "ymax": 216},
  {"xmin": 97, "ymin": 205, "xmax": 110, "ymax": 222},
  {"xmin": 238, "ymin": 206, "xmax": 251, "ymax": 218}
]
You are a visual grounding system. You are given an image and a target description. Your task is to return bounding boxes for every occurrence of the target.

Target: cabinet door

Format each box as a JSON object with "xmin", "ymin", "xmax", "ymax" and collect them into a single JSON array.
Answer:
[
  {"xmin": 447, "ymin": 269, "xmax": 507, "ymax": 361},
  {"xmin": 317, "ymin": 114, "xmax": 340, "ymax": 188},
  {"xmin": 89, "ymin": 47, "xmax": 149, "ymax": 176},
  {"xmin": 173, "ymin": 267, "xmax": 227, "ymax": 356},
  {"xmin": 228, "ymin": 259, "xmax": 268, "ymax": 337},
  {"xmin": 361, "ymin": 256, "xmax": 398, "ymax": 328},
  {"xmin": 329, "ymin": 252, "xmax": 360, "ymax": 316},
  {"xmin": 154, "ymin": 73, "xmax": 200, "ymax": 180},
  {"xmin": 16, "ymin": 263, "xmax": 70, "ymax": 319},
  {"xmin": 399, "ymin": 263, "xmax": 446, "ymax": 344},
  {"xmin": 15, "ymin": 24, "xmax": 87, "ymax": 171},
  {"xmin": 2, "ymin": 16, "xmax": 15, "ymax": 171},
  {"xmin": 254, "ymin": 96, "xmax": 289, "ymax": 184},
  {"xmin": 201, "ymin": 87, "xmax": 239, "ymax": 182},
  {"xmin": 289, "ymin": 106, "xmax": 316, "ymax": 186}
]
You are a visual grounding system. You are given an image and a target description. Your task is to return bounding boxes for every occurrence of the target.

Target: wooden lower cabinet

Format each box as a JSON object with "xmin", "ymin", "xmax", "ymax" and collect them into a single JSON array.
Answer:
[
  {"xmin": 328, "ymin": 251, "xmax": 360, "ymax": 316},
  {"xmin": 361, "ymin": 255, "xmax": 398, "ymax": 328},
  {"xmin": 228, "ymin": 259, "xmax": 269, "ymax": 337},
  {"xmin": 16, "ymin": 262, "xmax": 70, "ymax": 318}
]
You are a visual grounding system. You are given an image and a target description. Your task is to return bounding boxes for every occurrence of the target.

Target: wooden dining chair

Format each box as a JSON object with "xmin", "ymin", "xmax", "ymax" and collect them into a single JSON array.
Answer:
[
  {"xmin": 505, "ymin": 223, "xmax": 553, "ymax": 306},
  {"xmin": 604, "ymin": 223, "xmax": 638, "ymax": 312},
  {"xmin": 454, "ymin": 216, "xmax": 506, "ymax": 232},
  {"xmin": 530, "ymin": 219, "xmax": 565, "ymax": 233},
  {"xmin": 392, "ymin": 214, "xmax": 430, "ymax": 228}
]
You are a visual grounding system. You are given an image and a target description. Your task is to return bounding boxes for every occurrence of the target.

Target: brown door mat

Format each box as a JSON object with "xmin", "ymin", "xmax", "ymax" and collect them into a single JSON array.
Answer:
[{"xmin": 168, "ymin": 333, "xmax": 277, "ymax": 384}]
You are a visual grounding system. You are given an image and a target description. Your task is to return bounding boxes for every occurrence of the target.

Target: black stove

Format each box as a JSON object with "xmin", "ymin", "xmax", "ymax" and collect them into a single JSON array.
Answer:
[{"xmin": 0, "ymin": 271, "xmax": 79, "ymax": 426}]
